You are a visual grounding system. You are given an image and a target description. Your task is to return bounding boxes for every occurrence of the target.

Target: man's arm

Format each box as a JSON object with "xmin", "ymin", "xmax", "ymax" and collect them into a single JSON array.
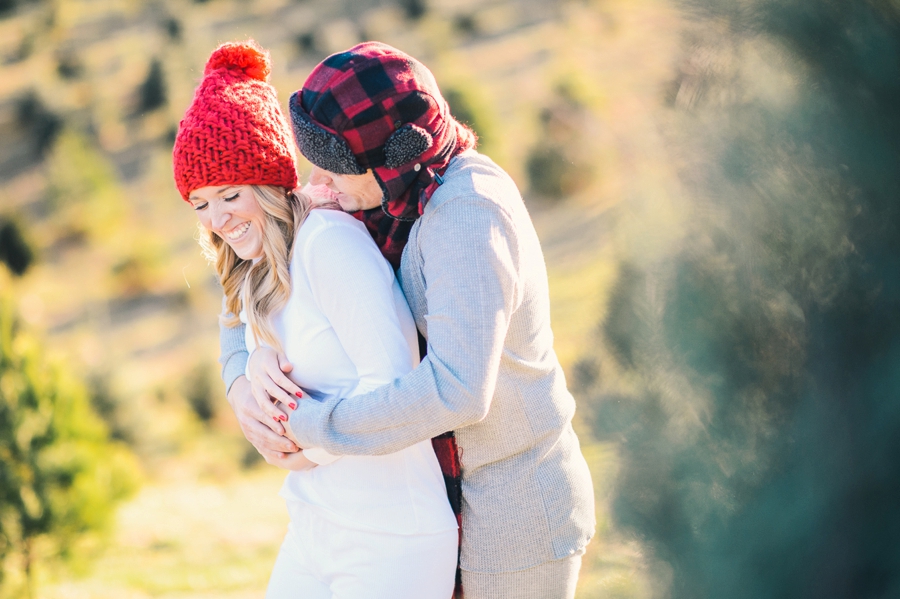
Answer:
[
  {"xmin": 289, "ymin": 196, "xmax": 520, "ymax": 455},
  {"xmin": 219, "ymin": 319, "xmax": 249, "ymax": 394}
]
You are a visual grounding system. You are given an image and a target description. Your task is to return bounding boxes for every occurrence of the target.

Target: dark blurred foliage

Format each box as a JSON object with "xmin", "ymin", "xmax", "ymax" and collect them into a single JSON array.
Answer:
[
  {"xmin": 398, "ymin": 0, "xmax": 427, "ymax": 21},
  {"xmin": 453, "ymin": 13, "xmax": 479, "ymax": 37},
  {"xmin": 183, "ymin": 362, "xmax": 217, "ymax": 425},
  {"xmin": 0, "ymin": 0, "xmax": 42, "ymax": 18},
  {"xmin": 526, "ymin": 84, "xmax": 595, "ymax": 200},
  {"xmin": 56, "ymin": 51, "xmax": 84, "ymax": 80},
  {"xmin": 0, "ymin": 218, "xmax": 34, "ymax": 277},
  {"xmin": 582, "ymin": 1, "xmax": 900, "ymax": 597},
  {"xmin": 87, "ymin": 373, "xmax": 135, "ymax": 445},
  {"xmin": 295, "ymin": 31, "xmax": 324, "ymax": 59},
  {"xmin": 15, "ymin": 91, "xmax": 62, "ymax": 159},
  {"xmin": 135, "ymin": 58, "xmax": 167, "ymax": 115},
  {"xmin": 164, "ymin": 17, "xmax": 181, "ymax": 42}
]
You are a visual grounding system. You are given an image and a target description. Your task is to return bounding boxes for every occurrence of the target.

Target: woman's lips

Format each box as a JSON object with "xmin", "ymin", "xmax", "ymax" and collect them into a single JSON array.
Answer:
[{"xmin": 225, "ymin": 221, "xmax": 251, "ymax": 240}]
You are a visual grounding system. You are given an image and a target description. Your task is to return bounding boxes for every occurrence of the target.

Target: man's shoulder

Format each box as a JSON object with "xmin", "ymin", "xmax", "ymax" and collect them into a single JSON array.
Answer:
[{"xmin": 426, "ymin": 150, "xmax": 522, "ymax": 214}]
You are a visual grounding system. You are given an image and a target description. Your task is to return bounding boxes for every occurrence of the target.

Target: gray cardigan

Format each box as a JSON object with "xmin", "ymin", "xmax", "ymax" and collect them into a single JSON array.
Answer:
[{"xmin": 219, "ymin": 151, "xmax": 595, "ymax": 573}]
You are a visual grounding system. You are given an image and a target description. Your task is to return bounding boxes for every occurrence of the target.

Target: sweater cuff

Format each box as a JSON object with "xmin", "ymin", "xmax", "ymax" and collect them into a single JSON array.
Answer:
[
  {"xmin": 221, "ymin": 350, "xmax": 249, "ymax": 395},
  {"xmin": 288, "ymin": 399, "xmax": 327, "ymax": 449}
]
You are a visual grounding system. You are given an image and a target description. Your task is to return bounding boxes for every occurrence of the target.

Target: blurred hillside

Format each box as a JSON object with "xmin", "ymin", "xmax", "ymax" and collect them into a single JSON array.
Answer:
[
  {"xmin": 11, "ymin": 1, "xmax": 895, "ymax": 598},
  {"xmin": 0, "ymin": 0, "xmax": 686, "ymax": 596}
]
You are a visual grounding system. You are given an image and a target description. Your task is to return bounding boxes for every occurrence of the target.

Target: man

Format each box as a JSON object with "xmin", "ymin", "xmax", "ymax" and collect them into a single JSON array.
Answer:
[{"xmin": 221, "ymin": 42, "xmax": 595, "ymax": 598}]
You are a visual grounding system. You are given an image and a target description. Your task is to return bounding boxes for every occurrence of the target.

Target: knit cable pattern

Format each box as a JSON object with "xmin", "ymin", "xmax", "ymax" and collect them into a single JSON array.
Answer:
[{"xmin": 173, "ymin": 40, "xmax": 298, "ymax": 200}]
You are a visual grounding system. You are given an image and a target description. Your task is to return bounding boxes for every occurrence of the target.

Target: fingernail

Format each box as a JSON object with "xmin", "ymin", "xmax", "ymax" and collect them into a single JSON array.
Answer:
[
  {"xmin": 280, "ymin": 414, "xmax": 288, "ymax": 422},
  {"xmin": 295, "ymin": 391, "xmax": 303, "ymax": 398},
  {"xmin": 289, "ymin": 402, "xmax": 297, "ymax": 410},
  {"xmin": 273, "ymin": 416, "xmax": 281, "ymax": 422}
]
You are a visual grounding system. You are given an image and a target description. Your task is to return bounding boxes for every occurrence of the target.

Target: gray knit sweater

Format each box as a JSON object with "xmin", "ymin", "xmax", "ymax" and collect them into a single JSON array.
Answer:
[{"xmin": 219, "ymin": 151, "xmax": 595, "ymax": 573}]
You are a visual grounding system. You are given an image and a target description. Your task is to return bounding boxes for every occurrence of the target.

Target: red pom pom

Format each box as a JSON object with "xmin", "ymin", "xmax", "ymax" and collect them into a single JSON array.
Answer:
[{"xmin": 205, "ymin": 40, "xmax": 270, "ymax": 81}]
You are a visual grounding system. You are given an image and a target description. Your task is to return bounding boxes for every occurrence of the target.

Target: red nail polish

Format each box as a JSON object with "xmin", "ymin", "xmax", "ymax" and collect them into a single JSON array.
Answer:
[
  {"xmin": 295, "ymin": 391, "xmax": 303, "ymax": 398},
  {"xmin": 280, "ymin": 414, "xmax": 288, "ymax": 422},
  {"xmin": 273, "ymin": 416, "xmax": 280, "ymax": 422},
  {"xmin": 289, "ymin": 403, "xmax": 297, "ymax": 410}
]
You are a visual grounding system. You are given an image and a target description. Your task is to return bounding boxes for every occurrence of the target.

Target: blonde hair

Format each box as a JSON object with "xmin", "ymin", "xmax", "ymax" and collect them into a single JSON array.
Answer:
[{"xmin": 198, "ymin": 185, "xmax": 335, "ymax": 352}]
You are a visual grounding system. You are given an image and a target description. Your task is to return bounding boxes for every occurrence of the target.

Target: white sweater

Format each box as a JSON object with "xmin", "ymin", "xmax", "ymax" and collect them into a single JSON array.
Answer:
[{"xmin": 241, "ymin": 208, "xmax": 456, "ymax": 535}]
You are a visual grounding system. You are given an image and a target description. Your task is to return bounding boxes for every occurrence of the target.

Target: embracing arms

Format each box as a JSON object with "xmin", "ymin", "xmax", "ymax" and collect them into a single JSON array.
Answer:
[{"xmin": 287, "ymin": 196, "xmax": 521, "ymax": 455}]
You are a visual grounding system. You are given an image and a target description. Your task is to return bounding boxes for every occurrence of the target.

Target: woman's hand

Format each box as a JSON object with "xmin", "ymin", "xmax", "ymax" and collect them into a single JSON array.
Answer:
[{"xmin": 249, "ymin": 346, "xmax": 305, "ymax": 425}]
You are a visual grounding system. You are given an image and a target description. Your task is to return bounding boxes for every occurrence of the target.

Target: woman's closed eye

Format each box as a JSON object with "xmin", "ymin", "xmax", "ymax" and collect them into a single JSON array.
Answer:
[
  {"xmin": 192, "ymin": 201, "xmax": 208, "ymax": 211},
  {"xmin": 223, "ymin": 192, "xmax": 240, "ymax": 202}
]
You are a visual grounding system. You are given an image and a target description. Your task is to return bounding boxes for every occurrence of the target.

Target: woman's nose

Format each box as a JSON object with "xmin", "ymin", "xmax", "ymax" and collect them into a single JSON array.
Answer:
[
  {"xmin": 209, "ymin": 201, "xmax": 230, "ymax": 230},
  {"xmin": 309, "ymin": 166, "xmax": 332, "ymax": 186}
]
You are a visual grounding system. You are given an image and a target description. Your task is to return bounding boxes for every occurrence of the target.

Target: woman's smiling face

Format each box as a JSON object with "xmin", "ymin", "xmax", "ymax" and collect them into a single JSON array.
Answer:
[{"xmin": 189, "ymin": 185, "xmax": 266, "ymax": 260}]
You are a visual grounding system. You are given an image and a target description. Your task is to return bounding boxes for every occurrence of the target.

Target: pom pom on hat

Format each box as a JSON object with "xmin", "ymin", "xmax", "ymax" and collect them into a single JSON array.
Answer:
[
  {"xmin": 172, "ymin": 40, "xmax": 297, "ymax": 201},
  {"xmin": 204, "ymin": 41, "xmax": 271, "ymax": 81}
]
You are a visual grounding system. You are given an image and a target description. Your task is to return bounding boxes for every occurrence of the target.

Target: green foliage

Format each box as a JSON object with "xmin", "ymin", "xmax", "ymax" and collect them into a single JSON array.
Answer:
[
  {"xmin": 0, "ymin": 296, "xmax": 141, "ymax": 596},
  {"xmin": 15, "ymin": 91, "xmax": 61, "ymax": 160},
  {"xmin": 182, "ymin": 363, "xmax": 217, "ymax": 425},
  {"xmin": 525, "ymin": 98, "xmax": 595, "ymax": 200},
  {"xmin": 398, "ymin": 0, "xmax": 427, "ymax": 21},
  {"xmin": 44, "ymin": 130, "xmax": 125, "ymax": 245},
  {"xmin": 0, "ymin": 0, "xmax": 15, "ymax": 17},
  {"xmin": 443, "ymin": 85, "xmax": 498, "ymax": 158},
  {"xmin": 136, "ymin": 59, "xmax": 167, "ymax": 115},
  {"xmin": 583, "ymin": 1, "xmax": 900, "ymax": 597},
  {"xmin": 0, "ymin": 219, "xmax": 33, "ymax": 277}
]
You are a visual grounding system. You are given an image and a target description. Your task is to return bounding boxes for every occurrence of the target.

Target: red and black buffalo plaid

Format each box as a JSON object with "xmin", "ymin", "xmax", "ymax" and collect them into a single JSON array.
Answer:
[{"xmin": 290, "ymin": 42, "xmax": 475, "ymax": 597}]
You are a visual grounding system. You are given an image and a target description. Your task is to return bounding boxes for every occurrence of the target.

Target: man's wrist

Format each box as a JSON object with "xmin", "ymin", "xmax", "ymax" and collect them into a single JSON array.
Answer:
[{"xmin": 226, "ymin": 375, "xmax": 249, "ymax": 409}]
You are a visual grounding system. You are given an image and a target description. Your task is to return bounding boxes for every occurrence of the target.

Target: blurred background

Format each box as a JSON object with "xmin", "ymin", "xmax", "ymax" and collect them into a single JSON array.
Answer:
[{"xmin": 1, "ymin": 0, "xmax": 899, "ymax": 597}]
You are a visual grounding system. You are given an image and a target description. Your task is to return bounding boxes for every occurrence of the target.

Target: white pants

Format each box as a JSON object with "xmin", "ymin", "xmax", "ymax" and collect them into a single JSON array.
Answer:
[{"xmin": 266, "ymin": 501, "xmax": 458, "ymax": 599}]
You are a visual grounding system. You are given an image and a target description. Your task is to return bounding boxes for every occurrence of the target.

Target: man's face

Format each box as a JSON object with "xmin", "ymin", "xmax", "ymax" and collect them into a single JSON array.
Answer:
[{"xmin": 309, "ymin": 165, "xmax": 383, "ymax": 212}]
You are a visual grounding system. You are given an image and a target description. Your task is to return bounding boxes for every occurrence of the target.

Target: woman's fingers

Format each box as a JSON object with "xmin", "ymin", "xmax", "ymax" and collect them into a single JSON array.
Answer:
[
  {"xmin": 249, "ymin": 347, "xmax": 303, "ymax": 403},
  {"xmin": 263, "ymin": 374, "xmax": 301, "ymax": 408},
  {"xmin": 251, "ymin": 380, "xmax": 288, "ymax": 428}
]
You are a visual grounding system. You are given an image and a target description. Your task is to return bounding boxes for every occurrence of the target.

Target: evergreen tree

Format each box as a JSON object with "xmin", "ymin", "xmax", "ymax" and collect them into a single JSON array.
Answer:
[
  {"xmin": 0, "ymin": 295, "xmax": 140, "ymax": 598},
  {"xmin": 583, "ymin": 1, "xmax": 900, "ymax": 597}
]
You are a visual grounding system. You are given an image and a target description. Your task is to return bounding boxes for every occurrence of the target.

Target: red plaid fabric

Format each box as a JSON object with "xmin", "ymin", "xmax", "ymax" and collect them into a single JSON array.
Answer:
[
  {"xmin": 290, "ymin": 43, "xmax": 474, "ymax": 596},
  {"xmin": 289, "ymin": 41, "xmax": 475, "ymax": 267}
]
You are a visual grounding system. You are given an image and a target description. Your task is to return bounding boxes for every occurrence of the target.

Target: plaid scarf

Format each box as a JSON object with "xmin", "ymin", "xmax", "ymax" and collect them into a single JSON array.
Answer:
[{"xmin": 290, "ymin": 42, "xmax": 475, "ymax": 596}]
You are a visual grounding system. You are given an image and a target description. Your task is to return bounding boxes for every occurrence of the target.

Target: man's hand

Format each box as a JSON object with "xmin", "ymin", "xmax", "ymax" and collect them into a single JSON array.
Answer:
[
  {"xmin": 263, "ymin": 449, "xmax": 317, "ymax": 472},
  {"xmin": 248, "ymin": 347, "xmax": 305, "ymax": 424},
  {"xmin": 227, "ymin": 375, "xmax": 300, "ymax": 459}
]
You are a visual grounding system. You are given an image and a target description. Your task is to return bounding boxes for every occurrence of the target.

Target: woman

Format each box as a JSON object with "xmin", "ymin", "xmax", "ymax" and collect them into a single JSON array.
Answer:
[{"xmin": 172, "ymin": 40, "xmax": 458, "ymax": 599}]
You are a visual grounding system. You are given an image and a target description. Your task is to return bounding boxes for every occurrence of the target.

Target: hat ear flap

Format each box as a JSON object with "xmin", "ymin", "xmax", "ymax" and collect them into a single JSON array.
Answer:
[
  {"xmin": 289, "ymin": 93, "xmax": 365, "ymax": 175},
  {"xmin": 384, "ymin": 124, "xmax": 433, "ymax": 170}
]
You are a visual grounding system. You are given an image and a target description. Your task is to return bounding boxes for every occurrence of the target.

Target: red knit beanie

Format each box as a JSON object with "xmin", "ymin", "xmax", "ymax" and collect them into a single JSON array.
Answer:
[{"xmin": 172, "ymin": 40, "xmax": 298, "ymax": 201}]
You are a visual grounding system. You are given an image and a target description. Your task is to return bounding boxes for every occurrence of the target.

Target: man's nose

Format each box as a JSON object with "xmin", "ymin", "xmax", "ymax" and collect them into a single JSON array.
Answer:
[{"xmin": 309, "ymin": 166, "xmax": 332, "ymax": 186}]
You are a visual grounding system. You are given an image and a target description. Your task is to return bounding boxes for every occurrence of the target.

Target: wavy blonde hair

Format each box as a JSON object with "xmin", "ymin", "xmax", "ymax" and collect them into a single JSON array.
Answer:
[{"xmin": 198, "ymin": 185, "xmax": 334, "ymax": 352}]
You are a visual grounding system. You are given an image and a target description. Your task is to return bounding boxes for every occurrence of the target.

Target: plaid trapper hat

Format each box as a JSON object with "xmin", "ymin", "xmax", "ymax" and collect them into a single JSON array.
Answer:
[{"xmin": 289, "ymin": 42, "xmax": 475, "ymax": 224}]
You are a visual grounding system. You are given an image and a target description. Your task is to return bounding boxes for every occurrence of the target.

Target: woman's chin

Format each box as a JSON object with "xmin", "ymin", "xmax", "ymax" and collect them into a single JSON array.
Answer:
[{"xmin": 229, "ymin": 242, "xmax": 263, "ymax": 262}]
